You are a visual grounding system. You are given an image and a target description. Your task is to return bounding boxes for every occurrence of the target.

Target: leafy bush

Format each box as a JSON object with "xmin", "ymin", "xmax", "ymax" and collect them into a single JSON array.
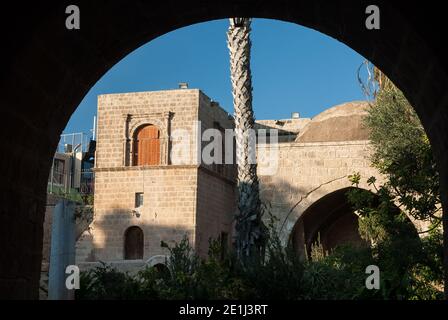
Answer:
[
  {"xmin": 77, "ymin": 221, "xmax": 443, "ymax": 300},
  {"xmin": 76, "ymin": 263, "xmax": 141, "ymax": 300}
]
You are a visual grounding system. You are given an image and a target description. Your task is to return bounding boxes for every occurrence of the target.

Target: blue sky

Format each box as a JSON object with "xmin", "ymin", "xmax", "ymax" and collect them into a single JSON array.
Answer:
[{"xmin": 64, "ymin": 18, "xmax": 367, "ymax": 135}]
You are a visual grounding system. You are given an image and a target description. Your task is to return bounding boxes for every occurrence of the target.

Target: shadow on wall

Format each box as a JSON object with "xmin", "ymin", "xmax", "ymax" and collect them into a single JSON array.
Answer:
[
  {"xmin": 40, "ymin": 205, "xmax": 199, "ymax": 299},
  {"xmin": 289, "ymin": 186, "xmax": 421, "ymax": 260},
  {"xmin": 259, "ymin": 178, "xmax": 371, "ymax": 259},
  {"xmin": 291, "ymin": 187, "xmax": 368, "ymax": 258},
  {"xmin": 260, "ymin": 177, "xmax": 308, "ymax": 226},
  {"xmin": 75, "ymin": 207, "xmax": 196, "ymax": 271}
]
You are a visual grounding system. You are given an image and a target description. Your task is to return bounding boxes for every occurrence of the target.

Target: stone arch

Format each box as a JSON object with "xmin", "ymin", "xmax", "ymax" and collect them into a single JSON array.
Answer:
[
  {"xmin": 146, "ymin": 255, "xmax": 170, "ymax": 276},
  {"xmin": 287, "ymin": 186, "xmax": 420, "ymax": 258},
  {"xmin": 3, "ymin": 2, "xmax": 448, "ymax": 299},
  {"xmin": 146, "ymin": 255, "xmax": 168, "ymax": 267},
  {"xmin": 278, "ymin": 176, "xmax": 375, "ymax": 245},
  {"xmin": 128, "ymin": 117, "xmax": 167, "ymax": 141},
  {"xmin": 290, "ymin": 187, "xmax": 367, "ymax": 258}
]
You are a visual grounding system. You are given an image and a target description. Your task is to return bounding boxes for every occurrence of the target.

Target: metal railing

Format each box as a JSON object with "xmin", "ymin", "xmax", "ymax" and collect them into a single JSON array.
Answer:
[
  {"xmin": 48, "ymin": 130, "xmax": 95, "ymax": 201},
  {"xmin": 57, "ymin": 132, "xmax": 92, "ymax": 154}
]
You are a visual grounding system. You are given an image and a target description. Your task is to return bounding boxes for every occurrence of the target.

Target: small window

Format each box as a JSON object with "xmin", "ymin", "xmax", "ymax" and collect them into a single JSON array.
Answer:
[{"xmin": 135, "ymin": 192, "xmax": 144, "ymax": 208}]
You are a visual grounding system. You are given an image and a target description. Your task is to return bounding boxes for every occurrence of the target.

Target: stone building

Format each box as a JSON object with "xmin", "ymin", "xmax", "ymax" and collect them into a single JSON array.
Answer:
[
  {"xmin": 256, "ymin": 102, "xmax": 382, "ymax": 257},
  {"xmin": 76, "ymin": 88, "xmax": 237, "ymax": 270},
  {"xmin": 76, "ymin": 87, "xmax": 394, "ymax": 270}
]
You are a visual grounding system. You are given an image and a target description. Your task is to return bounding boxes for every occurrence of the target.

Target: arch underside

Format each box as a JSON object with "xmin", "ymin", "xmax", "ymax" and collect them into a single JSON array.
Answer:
[{"xmin": 291, "ymin": 188, "xmax": 366, "ymax": 258}]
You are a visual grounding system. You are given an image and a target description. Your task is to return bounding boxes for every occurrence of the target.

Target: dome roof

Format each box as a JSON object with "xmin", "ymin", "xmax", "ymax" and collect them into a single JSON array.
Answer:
[{"xmin": 296, "ymin": 101, "xmax": 370, "ymax": 143}]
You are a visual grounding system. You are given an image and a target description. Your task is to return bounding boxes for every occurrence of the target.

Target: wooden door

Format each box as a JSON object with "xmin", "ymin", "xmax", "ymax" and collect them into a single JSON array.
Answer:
[
  {"xmin": 124, "ymin": 226, "xmax": 144, "ymax": 260},
  {"xmin": 133, "ymin": 125, "xmax": 160, "ymax": 165}
]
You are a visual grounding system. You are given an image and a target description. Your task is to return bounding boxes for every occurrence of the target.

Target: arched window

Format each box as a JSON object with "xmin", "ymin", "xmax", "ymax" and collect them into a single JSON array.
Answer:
[
  {"xmin": 133, "ymin": 124, "xmax": 160, "ymax": 166},
  {"xmin": 124, "ymin": 226, "xmax": 144, "ymax": 260}
]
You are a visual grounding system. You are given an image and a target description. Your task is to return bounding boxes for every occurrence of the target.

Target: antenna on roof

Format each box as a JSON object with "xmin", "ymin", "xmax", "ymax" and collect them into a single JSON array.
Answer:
[{"xmin": 92, "ymin": 116, "xmax": 97, "ymax": 140}]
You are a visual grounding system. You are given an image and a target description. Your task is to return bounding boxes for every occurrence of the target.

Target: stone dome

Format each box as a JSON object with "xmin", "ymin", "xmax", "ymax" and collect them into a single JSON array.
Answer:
[{"xmin": 296, "ymin": 101, "xmax": 370, "ymax": 143}]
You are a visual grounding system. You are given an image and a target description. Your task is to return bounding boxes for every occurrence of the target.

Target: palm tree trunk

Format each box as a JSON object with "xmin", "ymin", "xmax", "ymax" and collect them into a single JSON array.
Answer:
[{"xmin": 227, "ymin": 18, "xmax": 265, "ymax": 262}]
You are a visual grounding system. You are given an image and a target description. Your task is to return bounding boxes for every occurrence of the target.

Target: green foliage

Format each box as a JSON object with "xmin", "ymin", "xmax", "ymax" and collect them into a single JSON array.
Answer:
[
  {"xmin": 75, "ymin": 262, "xmax": 141, "ymax": 300},
  {"xmin": 349, "ymin": 185, "xmax": 420, "ymax": 298},
  {"xmin": 48, "ymin": 185, "xmax": 94, "ymax": 206},
  {"xmin": 341, "ymin": 79, "xmax": 445, "ymax": 298},
  {"xmin": 364, "ymin": 86, "xmax": 441, "ymax": 223},
  {"xmin": 302, "ymin": 244, "xmax": 376, "ymax": 299},
  {"xmin": 77, "ymin": 219, "xmax": 443, "ymax": 300},
  {"xmin": 82, "ymin": 193, "xmax": 94, "ymax": 205},
  {"xmin": 347, "ymin": 169, "xmax": 443, "ymax": 299}
]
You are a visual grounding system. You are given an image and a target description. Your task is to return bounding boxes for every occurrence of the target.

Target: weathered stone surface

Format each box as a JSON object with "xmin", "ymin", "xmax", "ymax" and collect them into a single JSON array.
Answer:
[
  {"xmin": 297, "ymin": 102, "xmax": 370, "ymax": 143},
  {"xmin": 76, "ymin": 89, "xmax": 236, "ymax": 265}
]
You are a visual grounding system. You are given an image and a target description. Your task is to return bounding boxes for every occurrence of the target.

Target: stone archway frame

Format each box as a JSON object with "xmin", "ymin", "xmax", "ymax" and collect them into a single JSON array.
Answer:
[
  {"xmin": 280, "ymin": 176, "xmax": 427, "ymax": 247},
  {"xmin": 123, "ymin": 112, "xmax": 174, "ymax": 166},
  {"xmin": 278, "ymin": 176, "xmax": 376, "ymax": 246},
  {"xmin": 146, "ymin": 255, "xmax": 169, "ymax": 267}
]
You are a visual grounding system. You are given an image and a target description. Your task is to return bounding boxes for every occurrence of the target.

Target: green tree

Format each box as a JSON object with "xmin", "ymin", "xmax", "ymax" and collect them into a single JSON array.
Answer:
[
  {"xmin": 364, "ymin": 83, "xmax": 441, "ymax": 225},
  {"xmin": 347, "ymin": 70, "xmax": 444, "ymax": 297}
]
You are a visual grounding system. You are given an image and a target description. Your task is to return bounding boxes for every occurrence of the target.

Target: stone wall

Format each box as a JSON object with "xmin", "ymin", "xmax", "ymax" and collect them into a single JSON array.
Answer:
[
  {"xmin": 197, "ymin": 91, "xmax": 236, "ymax": 181},
  {"xmin": 78, "ymin": 89, "xmax": 203, "ymax": 264},
  {"xmin": 195, "ymin": 92, "xmax": 237, "ymax": 256},
  {"xmin": 96, "ymin": 89, "xmax": 200, "ymax": 169},
  {"xmin": 77, "ymin": 89, "xmax": 238, "ymax": 265},
  {"xmin": 195, "ymin": 167, "xmax": 236, "ymax": 256},
  {"xmin": 76, "ymin": 166, "xmax": 198, "ymax": 262},
  {"xmin": 258, "ymin": 140, "xmax": 383, "ymax": 244}
]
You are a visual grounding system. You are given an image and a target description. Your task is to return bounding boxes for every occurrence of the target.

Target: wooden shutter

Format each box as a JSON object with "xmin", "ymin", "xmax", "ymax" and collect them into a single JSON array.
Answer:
[{"xmin": 133, "ymin": 125, "xmax": 160, "ymax": 166}]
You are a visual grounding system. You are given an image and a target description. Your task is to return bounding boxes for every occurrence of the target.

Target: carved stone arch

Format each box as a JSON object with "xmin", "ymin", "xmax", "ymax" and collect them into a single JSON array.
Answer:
[
  {"xmin": 123, "ymin": 112, "xmax": 173, "ymax": 166},
  {"xmin": 128, "ymin": 118, "xmax": 167, "ymax": 139}
]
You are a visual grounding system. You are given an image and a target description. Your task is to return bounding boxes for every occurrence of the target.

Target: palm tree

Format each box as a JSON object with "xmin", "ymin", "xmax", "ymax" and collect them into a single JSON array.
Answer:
[{"xmin": 227, "ymin": 18, "xmax": 266, "ymax": 262}]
